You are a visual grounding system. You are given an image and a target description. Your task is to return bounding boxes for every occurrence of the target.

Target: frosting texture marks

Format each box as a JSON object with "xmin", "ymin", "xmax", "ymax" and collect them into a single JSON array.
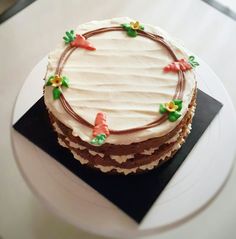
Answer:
[{"xmin": 44, "ymin": 17, "xmax": 196, "ymax": 145}]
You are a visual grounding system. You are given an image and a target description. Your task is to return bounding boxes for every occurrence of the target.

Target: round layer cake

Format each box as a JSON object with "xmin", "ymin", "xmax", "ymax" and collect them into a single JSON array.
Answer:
[{"xmin": 44, "ymin": 17, "xmax": 198, "ymax": 175}]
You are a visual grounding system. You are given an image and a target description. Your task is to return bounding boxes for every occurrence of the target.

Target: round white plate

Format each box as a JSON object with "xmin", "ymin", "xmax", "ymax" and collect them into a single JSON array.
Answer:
[{"xmin": 11, "ymin": 56, "xmax": 236, "ymax": 238}]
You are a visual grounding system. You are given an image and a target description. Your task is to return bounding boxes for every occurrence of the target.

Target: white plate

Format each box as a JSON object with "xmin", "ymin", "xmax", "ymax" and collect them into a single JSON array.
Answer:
[{"xmin": 11, "ymin": 56, "xmax": 236, "ymax": 238}]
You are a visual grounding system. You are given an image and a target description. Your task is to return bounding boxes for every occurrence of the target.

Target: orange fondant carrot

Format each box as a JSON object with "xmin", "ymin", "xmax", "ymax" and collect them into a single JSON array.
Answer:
[
  {"xmin": 91, "ymin": 112, "xmax": 109, "ymax": 145},
  {"xmin": 164, "ymin": 59, "xmax": 192, "ymax": 73},
  {"xmin": 70, "ymin": 34, "xmax": 96, "ymax": 51}
]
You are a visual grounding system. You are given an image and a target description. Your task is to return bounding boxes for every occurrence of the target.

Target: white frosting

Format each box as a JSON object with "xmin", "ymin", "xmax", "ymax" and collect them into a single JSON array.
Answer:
[{"xmin": 45, "ymin": 17, "xmax": 196, "ymax": 145}]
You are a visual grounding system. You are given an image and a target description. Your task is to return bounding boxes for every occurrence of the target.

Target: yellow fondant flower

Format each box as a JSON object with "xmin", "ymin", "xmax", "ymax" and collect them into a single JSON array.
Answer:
[
  {"xmin": 165, "ymin": 101, "xmax": 178, "ymax": 112},
  {"xmin": 46, "ymin": 74, "xmax": 69, "ymax": 100},
  {"xmin": 121, "ymin": 21, "xmax": 144, "ymax": 37},
  {"xmin": 51, "ymin": 75, "xmax": 63, "ymax": 87},
  {"xmin": 159, "ymin": 99, "xmax": 183, "ymax": 122},
  {"xmin": 130, "ymin": 21, "xmax": 140, "ymax": 30}
]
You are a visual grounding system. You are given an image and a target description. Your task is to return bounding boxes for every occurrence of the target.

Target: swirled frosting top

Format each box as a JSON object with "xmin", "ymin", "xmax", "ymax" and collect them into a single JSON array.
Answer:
[{"xmin": 44, "ymin": 17, "xmax": 196, "ymax": 145}]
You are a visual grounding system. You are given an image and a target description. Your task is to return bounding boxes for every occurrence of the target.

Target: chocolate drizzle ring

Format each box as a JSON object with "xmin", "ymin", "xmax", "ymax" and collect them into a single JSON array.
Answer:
[{"xmin": 53, "ymin": 26, "xmax": 186, "ymax": 135}]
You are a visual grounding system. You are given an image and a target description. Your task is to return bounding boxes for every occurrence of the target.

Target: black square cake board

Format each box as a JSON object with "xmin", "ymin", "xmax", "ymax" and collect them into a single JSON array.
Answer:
[{"xmin": 13, "ymin": 89, "xmax": 222, "ymax": 223}]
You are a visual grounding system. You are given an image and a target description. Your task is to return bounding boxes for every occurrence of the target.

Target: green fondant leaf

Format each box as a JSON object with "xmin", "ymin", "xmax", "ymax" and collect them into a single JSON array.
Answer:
[
  {"xmin": 188, "ymin": 55, "xmax": 199, "ymax": 68},
  {"xmin": 189, "ymin": 61, "xmax": 199, "ymax": 68},
  {"xmin": 100, "ymin": 134, "xmax": 106, "ymax": 140},
  {"xmin": 97, "ymin": 139, "xmax": 104, "ymax": 145},
  {"xmin": 63, "ymin": 36, "xmax": 70, "ymax": 44},
  {"xmin": 62, "ymin": 76, "xmax": 69, "ymax": 88},
  {"xmin": 46, "ymin": 81, "xmax": 52, "ymax": 86},
  {"xmin": 127, "ymin": 28, "xmax": 137, "ymax": 37},
  {"xmin": 48, "ymin": 75, "xmax": 54, "ymax": 80},
  {"xmin": 168, "ymin": 111, "xmax": 181, "ymax": 122},
  {"xmin": 91, "ymin": 134, "xmax": 106, "ymax": 146},
  {"xmin": 66, "ymin": 31, "xmax": 71, "ymax": 38},
  {"xmin": 188, "ymin": 55, "xmax": 195, "ymax": 62},
  {"xmin": 91, "ymin": 137, "xmax": 98, "ymax": 144},
  {"xmin": 53, "ymin": 87, "xmax": 61, "ymax": 100},
  {"xmin": 139, "ymin": 25, "xmax": 144, "ymax": 30},
  {"xmin": 173, "ymin": 99, "xmax": 182, "ymax": 104},
  {"xmin": 168, "ymin": 113, "xmax": 177, "ymax": 122},
  {"xmin": 159, "ymin": 104, "xmax": 167, "ymax": 114},
  {"xmin": 64, "ymin": 30, "xmax": 75, "ymax": 43},
  {"xmin": 121, "ymin": 23, "xmax": 130, "ymax": 30},
  {"xmin": 173, "ymin": 99, "xmax": 183, "ymax": 111},
  {"xmin": 193, "ymin": 61, "xmax": 200, "ymax": 67},
  {"xmin": 46, "ymin": 75, "xmax": 54, "ymax": 86}
]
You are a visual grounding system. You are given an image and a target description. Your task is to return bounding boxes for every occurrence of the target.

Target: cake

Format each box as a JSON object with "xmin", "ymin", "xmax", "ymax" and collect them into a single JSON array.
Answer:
[{"xmin": 44, "ymin": 17, "xmax": 198, "ymax": 175}]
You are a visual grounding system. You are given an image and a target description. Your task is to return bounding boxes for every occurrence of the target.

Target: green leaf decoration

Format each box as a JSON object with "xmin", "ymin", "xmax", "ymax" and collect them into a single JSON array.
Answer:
[
  {"xmin": 91, "ymin": 134, "xmax": 106, "ymax": 145},
  {"xmin": 173, "ymin": 99, "xmax": 183, "ymax": 111},
  {"xmin": 98, "ymin": 134, "xmax": 106, "ymax": 145},
  {"xmin": 63, "ymin": 30, "xmax": 75, "ymax": 44},
  {"xmin": 188, "ymin": 55, "xmax": 199, "ymax": 68},
  {"xmin": 46, "ymin": 75, "xmax": 54, "ymax": 86},
  {"xmin": 121, "ymin": 23, "xmax": 130, "ymax": 30},
  {"xmin": 45, "ymin": 74, "xmax": 70, "ymax": 99},
  {"xmin": 127, "ymin": 28, "xmax": 137, "ymax": 37},
  {"xmin": 168, "ymin": 111, "xmax": 181, "ymax": 122},
  {"xmin": 53, "ymin": 87, "xmax": 61, "ymax": 100},
  {"xmin": 188, "ymin": 56, "xmax": 194, "ymax": 61},
  {"xmin": 66, "ymin": 31, "xmax": 72, "ymax": 39},
  {"xmin": 62, "ymin": 76, "xmax": 69, "ymax": 88},
  {"xmin": 121, "ymin": 22, "xmax": 144, "ymax": 37},
  {"xmin": 139, "ymin": 25, "xmax": 144, "ymax": 30},
  {"xmin": 63, "ymin": 36, "xmax": 68, "ymax": 42},
  {"xmin": 121, "ymin": 23, "xmax": 143, "ymax": 37},
  {"xmin": 159, "ymin": 104, "xmax": 167, "ymax": 114},
  {"xmin": 160, "ymin": 99, "xmax": 183, "ymax": 122},
  {"xmin": 46, "ymin": 80, "xmax": 52, "ymax": 86},
  {"xmin": 192, "ymin": 62, "xmax": 199, "ymax": 67},
  {"xmin": 91, "ymin": 137, "xmax": 98, "ymax": 144}
]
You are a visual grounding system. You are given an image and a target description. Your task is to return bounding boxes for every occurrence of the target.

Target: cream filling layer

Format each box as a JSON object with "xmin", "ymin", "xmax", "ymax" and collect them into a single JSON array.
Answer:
[
  {"xmin": 58, "ymin": 138, "xmax": 89, "ymax": 164},
  {"xmin": 44, "ymin": 17, "xmax": 196, "ymax": 145},
  {"xmin": 53, "ymin": 121, "xmax": 184, "ymax": 164},
  {"xmin": 58, "ymin": 136, "xmax": 185, "ymax": 175}
]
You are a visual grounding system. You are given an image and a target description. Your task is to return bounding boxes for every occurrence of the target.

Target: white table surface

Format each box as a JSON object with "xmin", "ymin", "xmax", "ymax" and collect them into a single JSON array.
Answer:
[{"xmin": 1, "ymin": 0, "xmax": 236, "ymax": 238}]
